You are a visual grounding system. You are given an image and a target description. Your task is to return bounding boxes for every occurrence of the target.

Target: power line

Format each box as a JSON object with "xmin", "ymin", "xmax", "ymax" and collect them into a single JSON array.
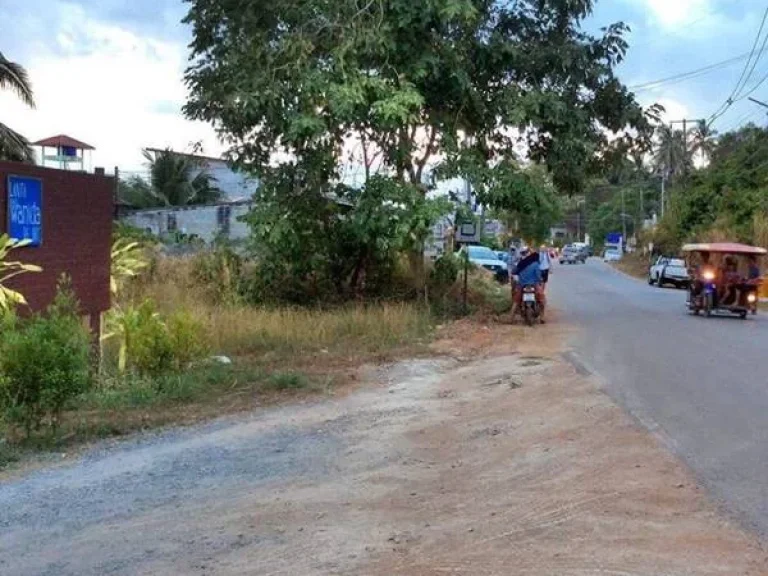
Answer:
[
  {"xmin": 629, "ymin": 52, "xmax": 754, "ymax": 92},
  {"xmin": 708, "ymin": 4, "xmax": 768, "ymax": 126},
  {"xmin": 732, "ymin": 6, "xmax": 768, "ymax": 99}
]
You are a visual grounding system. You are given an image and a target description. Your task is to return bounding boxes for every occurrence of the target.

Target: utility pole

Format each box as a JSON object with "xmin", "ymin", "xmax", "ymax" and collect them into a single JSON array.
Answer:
[
  {"xmin": 668, "ymin": 118, "xmax": 705, "ymax": 175},
  {"xmin": 621, "ymin": 187, "xmax": 627, "ymax": 244}
]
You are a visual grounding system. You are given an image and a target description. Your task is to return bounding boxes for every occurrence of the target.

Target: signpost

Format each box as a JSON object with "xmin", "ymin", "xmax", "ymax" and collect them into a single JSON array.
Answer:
[{"xmin": 7, "ymin": 175, "xmax": 43, "ymax": 247}]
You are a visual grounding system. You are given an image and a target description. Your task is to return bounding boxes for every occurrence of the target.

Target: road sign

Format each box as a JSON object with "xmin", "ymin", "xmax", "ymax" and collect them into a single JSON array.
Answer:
[{"xmin": 7, "ymin": 175, "xmax": 43, "ymax": 247}]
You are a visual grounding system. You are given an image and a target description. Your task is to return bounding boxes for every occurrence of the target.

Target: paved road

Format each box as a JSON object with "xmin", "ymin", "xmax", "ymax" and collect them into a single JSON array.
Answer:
[{"xmin": 550, "ymin": 259, "xmax": 768, "ymax": 537}]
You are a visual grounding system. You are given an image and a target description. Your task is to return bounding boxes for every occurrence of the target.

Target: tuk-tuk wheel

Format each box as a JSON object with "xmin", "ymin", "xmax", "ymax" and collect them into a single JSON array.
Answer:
[{"xmin": 740, "ymin": 311, "xmax": 748, "ymax": 319}]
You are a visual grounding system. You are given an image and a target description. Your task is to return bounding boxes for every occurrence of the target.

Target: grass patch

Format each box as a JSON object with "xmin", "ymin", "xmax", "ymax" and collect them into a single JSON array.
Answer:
[
  {"xmin": 267, "ymin": 371, "xmax": 309, "ymax": 391},
  {"xmin": 612, "ymin": 253, "xmax": 651, "ymax": 280},
  {"xmin": 126, "ymin": 257, "xmax": 435, "ymax": 361},
  {"xmin": 0, "ymin": 441, "xmax": 20, "ymax": 468}
]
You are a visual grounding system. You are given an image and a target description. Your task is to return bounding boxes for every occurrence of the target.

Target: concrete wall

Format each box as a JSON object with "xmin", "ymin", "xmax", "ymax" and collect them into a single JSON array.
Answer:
[
  {"xmin": 0, "ymin": 161, "xmax": 113, "ymax": 331},
  {"xmin": 122, "ymin": 202, "xmax": 252, "ymax": 244}
]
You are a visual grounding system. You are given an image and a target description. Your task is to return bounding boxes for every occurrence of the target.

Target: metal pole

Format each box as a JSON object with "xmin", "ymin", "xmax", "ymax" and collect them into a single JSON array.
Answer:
[
  {"xmin": 462, "ymin": 247, "xmax": 469, "ymax": 315},
  {"xmin": 577, "ymin": 211, "xmax": 580, "ymax": 242},
  {"xmin": 621, "ymin": 188, "xmax": 627, "ymax": 246},
  {"xmin": 661, "ymin": 173, "xmax": 666, "ymax": 219}
]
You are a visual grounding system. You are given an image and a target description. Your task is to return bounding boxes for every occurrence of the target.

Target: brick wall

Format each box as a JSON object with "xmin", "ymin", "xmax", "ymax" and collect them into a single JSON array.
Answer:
[{"xmin": 0, "ymin": 162, "xmax": 113, "ymax": 332}]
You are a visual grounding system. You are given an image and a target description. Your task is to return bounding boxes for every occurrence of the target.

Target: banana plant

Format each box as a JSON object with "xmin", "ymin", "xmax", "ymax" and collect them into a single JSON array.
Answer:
[
  {"xmin": 111, "ymin": 238, "xmax": 149, "ymax": 297},
  {"xmin": 0, "ymin": 233, "xmax": 42, "ymax": 312}
]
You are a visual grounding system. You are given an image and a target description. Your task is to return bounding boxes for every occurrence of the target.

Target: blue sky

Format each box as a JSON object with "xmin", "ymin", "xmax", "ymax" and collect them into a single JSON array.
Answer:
[{"xmin": 1, "ymin": 0, "xmax": 768, "ymax": 171}]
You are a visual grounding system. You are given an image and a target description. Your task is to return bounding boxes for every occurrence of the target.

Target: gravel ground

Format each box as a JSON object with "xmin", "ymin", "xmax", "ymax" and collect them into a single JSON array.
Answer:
[{"xmin": 2, "ymin": 322, "xmax": 768, "ymax": 575}]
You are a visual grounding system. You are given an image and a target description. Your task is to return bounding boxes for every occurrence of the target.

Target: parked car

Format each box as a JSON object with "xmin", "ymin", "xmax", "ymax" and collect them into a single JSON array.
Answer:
[
  {"xmin": 649, "ymin": 256, "xmax": 690, "ymax": 288},
  {"xmin": 559, "ymin": 245, "xmax": 586, "ymax": 264},
  {"xmin": 603, "ymin": 249, "xmax": 621, "ymax": 262},
  {"xmin": 459, "ymin": 245, "xmax": 508, "ymax": 283}
]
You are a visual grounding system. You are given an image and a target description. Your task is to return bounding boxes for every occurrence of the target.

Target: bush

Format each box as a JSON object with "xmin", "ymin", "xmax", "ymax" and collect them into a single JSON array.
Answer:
[
  {"xmin": 190, "ymin": 243, "xmax": 243, "ymax": 304},
  {"xmin": 166, "ymin": 310, "xmax": 209, "ymax": 371},
  {"xmin": 129, "ymin": 301, "xmax": 175, "ymax": 378},
  {"xmin": 105, "ymin": 300, "xmax": 208, "ymax": 379},
  {"xmin": 0, "ymin": 282, "xmax": 92, "ymax": 435}
]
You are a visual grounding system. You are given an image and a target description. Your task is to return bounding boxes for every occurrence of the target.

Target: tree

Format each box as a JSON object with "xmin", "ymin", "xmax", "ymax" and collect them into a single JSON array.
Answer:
[
  {"xmin": 487, "ymin": 164, "xmax": 563, "ymax": 245},
  {"xmin": 653, "ymin": 125, "xmax": 688, "ymax": 181},
  {"xmin": 0, "ymin": 234, "xmax": 42, "ymax": 313},
  {"xmin": 690, "ymin": 120, "xmax": 717, "ymax": 164},
  {"xmin": 183, "ymin": 0, "xmax": 658, "ymax": 200},
  {"xmin": 144, "ymin": 149, "xmax": 222, "ymax": 206},
  {"xmin": 0, "ymin": 52, "xmax": 35, "ymax": 163}
]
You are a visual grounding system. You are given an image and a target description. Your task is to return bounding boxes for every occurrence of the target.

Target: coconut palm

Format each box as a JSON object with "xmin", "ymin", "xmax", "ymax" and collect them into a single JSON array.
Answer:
[
  {"xmin": 143, "ymin": 148, "xmax": 222, "ymax": 206},
  {"xmin": 690, "ymin": 120, "xmax": 717, "ymax": 164},
  {"xmin": 653, "ymin": 125, "xmax": 689, "ymax": 181},
  {"xmin": 0, "ymin": 52, "xmax": 35, "ymax": 163}
]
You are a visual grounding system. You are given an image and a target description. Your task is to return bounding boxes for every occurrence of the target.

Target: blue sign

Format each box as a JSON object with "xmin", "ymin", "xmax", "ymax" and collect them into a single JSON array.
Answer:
[
  {"xmin": 605, "ymin": 232, "xmax": 623, "ymax": 244},
  {"xmin": 7, "ymin": 175, "xmax": 43, "ymax": 247}
]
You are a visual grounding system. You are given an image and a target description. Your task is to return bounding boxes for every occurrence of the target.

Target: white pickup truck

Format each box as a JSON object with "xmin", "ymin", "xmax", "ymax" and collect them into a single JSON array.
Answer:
[{"xmin": 648, "ymin": 256, "xmax": 690, "ymax": 289}]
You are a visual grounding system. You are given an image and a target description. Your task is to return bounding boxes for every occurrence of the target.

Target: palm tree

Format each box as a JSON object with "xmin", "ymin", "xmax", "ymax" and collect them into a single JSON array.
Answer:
[
  {"xmin": 143, "ymin": 149, "xmax": 222, "ymax": 206},
  {"xmin": 653, "ymin": 125, "xmax": 689, "ymax": 181},
  {"xmin": 690, "ymin": 120, "xmax": 717, "ymax": 164},
  {"xmin": 0, "ymin": 52, "xmax": 35, "ymax": 163}
]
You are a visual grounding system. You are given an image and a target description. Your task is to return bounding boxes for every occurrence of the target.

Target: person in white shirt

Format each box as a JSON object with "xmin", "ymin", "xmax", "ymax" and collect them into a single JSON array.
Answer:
[{"xmin": 539, "ymin": 246, "xmax": 551, "ymax": 285}]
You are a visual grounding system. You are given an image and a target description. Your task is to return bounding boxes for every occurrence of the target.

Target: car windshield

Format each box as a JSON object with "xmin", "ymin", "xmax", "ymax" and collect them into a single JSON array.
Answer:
[
  {"xmin": 668, "ymin": 259, "xmax": 685, "ymax": 267},
  {"xmin": 468, "ymin": 246, "xmax": 497, "ymax": 260},
  {"xmin": 606, "ymin": 250, "xmax": 618, "ymax": 256}
]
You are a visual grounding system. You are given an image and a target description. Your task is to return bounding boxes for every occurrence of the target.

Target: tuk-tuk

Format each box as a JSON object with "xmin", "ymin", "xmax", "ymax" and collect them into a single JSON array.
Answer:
[{"xmin": 683, "ymin": 243, "xmax": 766, "ymax": 319}]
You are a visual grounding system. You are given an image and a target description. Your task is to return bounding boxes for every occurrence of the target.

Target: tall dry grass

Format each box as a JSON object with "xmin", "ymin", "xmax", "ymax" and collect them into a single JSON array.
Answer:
[{"xmin": 125, "ymin": 256, "xmax": 433, "ymax": 360}]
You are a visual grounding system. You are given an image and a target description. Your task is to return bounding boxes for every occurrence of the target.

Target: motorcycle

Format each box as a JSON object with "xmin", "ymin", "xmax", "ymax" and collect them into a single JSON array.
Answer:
[{"xmin": 521, "ymin": 285, "xmax": 541, "ymax": 326}]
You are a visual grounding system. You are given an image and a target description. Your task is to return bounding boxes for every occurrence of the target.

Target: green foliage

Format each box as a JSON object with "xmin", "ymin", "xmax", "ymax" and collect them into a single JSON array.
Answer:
[
  {"xmin": 655, "ymin": 123, "xmax": 768, "ymax": 248},
  {"xmin": 0, "ymin": 52, "xmax": 35, "ymax": 163},
  {"xmin": 191, "ymin": 243, "xmax": 243, "ymax": 304},
  {"xmin": 483, "ymin": 164, "xmax": 564, "ymax": 245},
  {"xmin": 111, "ymin": 238, "xmax": 150, "ymax": 298},
  {"xmin": 0, "ymin": 279, "xmax": 92, "ymax": 435},
  {"xmin": 184, "ymin": 0, "xmax": 656, "ymax": 196},
  {"xmin": 104, "ymin": 300, "xmax": 208, "ymax": 379},
  {"xmin": 117, "ymin": 149, "xmax": 223, "ymax": 208},
  {"xmin": 241, "ymin": 169, "xmax": 452, "ymax": 304},
  {"xmin": 166, "ymin": 310, "xmax": 209, "ymax": 373},
  {"xmin": 267, "ymin": 372, "xmax": 309, "ymax": 391},
  {"xmin": 0, "ymin": 234, "xmax": 42, "ymax": 312}
]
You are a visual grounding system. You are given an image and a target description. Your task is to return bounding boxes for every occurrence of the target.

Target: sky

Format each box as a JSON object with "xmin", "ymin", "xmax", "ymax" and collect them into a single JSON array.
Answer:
[{"xmin": 2, "ymin": 0, "xmax": 768, "ymax": 173}]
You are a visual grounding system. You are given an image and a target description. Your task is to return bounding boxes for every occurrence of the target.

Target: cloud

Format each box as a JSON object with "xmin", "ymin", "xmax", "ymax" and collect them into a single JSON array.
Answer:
[
  {"xmin": 0, "ymin": 1, "xmax": 220, "ymax": 172},
  {"xmin": 632, "ymin": 0, "xmax": 715, "ymax": 27}
]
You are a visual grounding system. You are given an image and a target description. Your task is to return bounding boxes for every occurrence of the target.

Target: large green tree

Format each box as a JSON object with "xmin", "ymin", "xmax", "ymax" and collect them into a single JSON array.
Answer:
[
  {"xmin": 183, "ymin": 0, "xmax": 658, "ymax": 197},
  {"xmin": 0, "ymin": 52, "xmax": 35, "ymax": 163}
]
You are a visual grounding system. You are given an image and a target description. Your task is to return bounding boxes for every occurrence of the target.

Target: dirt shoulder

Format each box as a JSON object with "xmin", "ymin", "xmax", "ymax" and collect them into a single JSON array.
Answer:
[{"xmin": 2, "ymin": 318, "xmax": 767, "ymax": 575}]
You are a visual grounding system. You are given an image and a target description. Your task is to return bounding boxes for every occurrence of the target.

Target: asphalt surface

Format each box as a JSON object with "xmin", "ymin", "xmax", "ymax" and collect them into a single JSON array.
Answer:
[{"xmin": 549, "ymin": 259, "xmax": 768, "ymax": 537}]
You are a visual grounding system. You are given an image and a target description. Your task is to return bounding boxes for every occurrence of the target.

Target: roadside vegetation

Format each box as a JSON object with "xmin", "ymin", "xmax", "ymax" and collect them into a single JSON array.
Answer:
[{"xmin": 0, "ymin": 1, "xmax": 664, "ymax": 468}]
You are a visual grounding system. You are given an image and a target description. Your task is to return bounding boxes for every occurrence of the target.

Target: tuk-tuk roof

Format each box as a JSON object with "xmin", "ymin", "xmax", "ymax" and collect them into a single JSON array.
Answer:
[{"xmin": 682, "ymin": 242, "xmax": 768, "ymax": 255}]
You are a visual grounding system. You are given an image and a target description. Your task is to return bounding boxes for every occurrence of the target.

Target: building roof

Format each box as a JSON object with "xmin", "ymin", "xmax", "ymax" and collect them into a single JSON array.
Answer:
[
  {"xmin": 144, "ymin": 147, "xmax": 227, "ymax": 164},
  {"xmin": 682, "ymin": 243, "xmax": 768, "ymax": 255},
  {"xmin": 32, "ymin": 134, "xmax": 95, "ymax": 150}
]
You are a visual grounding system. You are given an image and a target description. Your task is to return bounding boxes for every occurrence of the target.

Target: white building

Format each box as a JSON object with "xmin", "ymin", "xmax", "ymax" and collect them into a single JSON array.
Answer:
[{"xmin": 122, "ymin": 201, "xmax": 252, "ymax": 244}]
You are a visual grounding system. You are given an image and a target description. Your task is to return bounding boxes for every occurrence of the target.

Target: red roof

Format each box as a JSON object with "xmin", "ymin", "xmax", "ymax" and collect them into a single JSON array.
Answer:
[
  {"xmin": 32, "ymin": 134, "xmax": 95, "ymax": 150},
  {"xmin": 682, "ymin": 243, "xmax": 768, "ymax": 255}
]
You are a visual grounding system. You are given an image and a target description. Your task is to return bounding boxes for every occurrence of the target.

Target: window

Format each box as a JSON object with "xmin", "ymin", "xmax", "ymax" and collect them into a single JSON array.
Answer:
[
  {"xmin": 167, "ymin": 213, "xmax": 178, "ymax": 232},
  {"xmin": 217, "ymin": 205, "xmax": 232, "ymax": 236}
]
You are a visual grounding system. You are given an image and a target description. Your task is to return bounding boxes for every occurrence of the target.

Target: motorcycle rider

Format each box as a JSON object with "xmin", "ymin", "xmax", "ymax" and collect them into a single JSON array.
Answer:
[{"xmin": 514, "ymin": 248, "xmax": 545, "ymax": 323}]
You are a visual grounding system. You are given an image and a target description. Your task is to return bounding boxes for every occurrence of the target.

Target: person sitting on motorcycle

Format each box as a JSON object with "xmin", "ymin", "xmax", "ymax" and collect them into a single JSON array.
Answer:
[
  {"xmin": 514, "ymin": 248, "xmax": 545, "ymax": 322},
  {"xmin": 691, "ymin": 251, "xmax": 712, "ymax": 302},
  {"xmin": 721, "ymin": 257, "xmax": 740, "ymax": 306}
]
